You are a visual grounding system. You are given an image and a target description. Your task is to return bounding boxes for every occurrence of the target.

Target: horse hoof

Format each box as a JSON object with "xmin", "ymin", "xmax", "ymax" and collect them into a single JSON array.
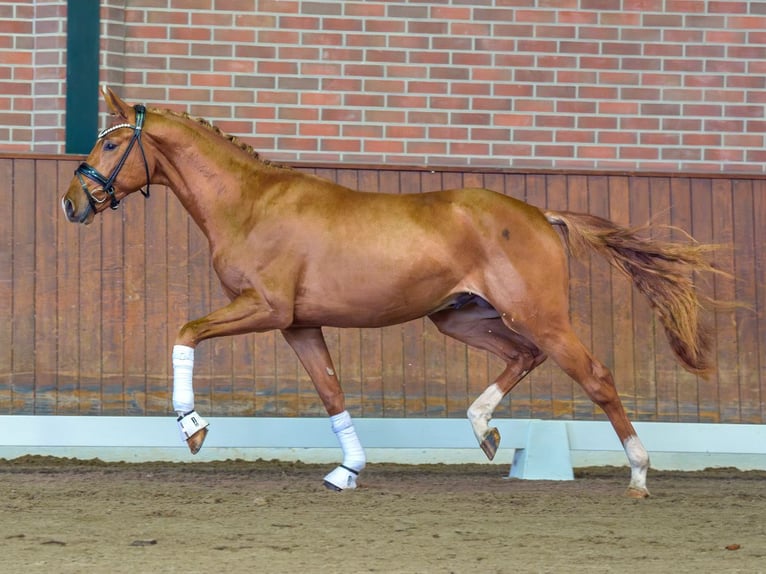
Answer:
[
  {"xmin": 323, "ymin": 465, "xmax": 359, "ymax": 491},
  {"xmin": 480, "ymin": 427, "xmax": 501, "ymax": 461},
  {"xmin": 625, "ymin": 486, "xmax": 650, "ymax": 499},
  {"xmin": 186, "ymin": 426, "xmax": 208, "ymax": 455},
  {"xmin": 323, "ymin": 480, "xmax": 343, "ymax": 492}
]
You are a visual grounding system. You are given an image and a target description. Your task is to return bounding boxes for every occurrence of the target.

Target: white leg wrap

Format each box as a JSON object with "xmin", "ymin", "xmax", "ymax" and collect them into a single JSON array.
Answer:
[
  {"xmin": 324, "ymin": 411, "xmax": 366, "ymax": 491},
  {"xmin": 467, "ymin": 383, "xmax": 504, "ymax": 443},
  {"xmin": 172, "ymin": 344, "xmax": 195, "ymax": 414},
  {"xmin": 624, "ymin": 435, "xmax": 650, "ymax": 492}
]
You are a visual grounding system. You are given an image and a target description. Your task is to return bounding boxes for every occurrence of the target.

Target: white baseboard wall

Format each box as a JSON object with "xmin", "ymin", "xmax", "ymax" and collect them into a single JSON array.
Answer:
[{"xmin": 1, "ymin": 416, "xmax": 765, "ymax": 475}]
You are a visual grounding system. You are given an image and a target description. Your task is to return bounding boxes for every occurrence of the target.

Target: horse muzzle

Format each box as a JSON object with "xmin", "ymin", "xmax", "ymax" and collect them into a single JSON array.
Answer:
[{"xmin": 61, "ymin": 194, "xmax": 95, "ymax": 225}]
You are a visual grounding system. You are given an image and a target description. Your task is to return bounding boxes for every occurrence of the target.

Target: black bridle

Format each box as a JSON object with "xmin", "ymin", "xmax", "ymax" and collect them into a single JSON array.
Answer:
[{"xmin": 75, "ymin": 104, "xmax": 151, "ymax": 213}]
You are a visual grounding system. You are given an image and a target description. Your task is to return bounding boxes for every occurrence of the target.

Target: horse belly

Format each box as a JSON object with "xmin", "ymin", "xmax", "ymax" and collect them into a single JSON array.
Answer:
[{"xmin": 292, "ymin": 263, "xmax": 462, "ymax": 329}]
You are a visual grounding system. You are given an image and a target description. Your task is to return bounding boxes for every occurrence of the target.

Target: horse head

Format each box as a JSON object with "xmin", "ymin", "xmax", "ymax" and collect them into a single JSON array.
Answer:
[{"xmin": 62, "ymin": 86, "xmax": 153, "ymax": 225}]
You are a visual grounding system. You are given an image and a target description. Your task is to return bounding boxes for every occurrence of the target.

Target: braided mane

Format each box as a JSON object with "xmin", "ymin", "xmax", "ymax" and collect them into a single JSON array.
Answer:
[{"xmin": 156, "ymin": 107, "xmax": 293, "ymax": 171}]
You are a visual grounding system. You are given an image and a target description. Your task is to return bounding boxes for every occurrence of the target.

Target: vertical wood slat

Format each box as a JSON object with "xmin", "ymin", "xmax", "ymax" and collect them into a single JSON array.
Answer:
[
  {"xmin": 12, "ymin": 159, "xmax": 36, "ymax": 414},
  {"xmin": 3, "ymin": 156, "xmax": 764, "ymax": 425},
  {"xmin": 123, "ymin": 195, "xmax": 147, "ymax": 415},
  {"xmin": 732, "ymin": 180, "xmax": 759, "ymax": 423},
  {"xmin": 56, "ymin": 159, "xmax": 81, "ymax": 414},
  {"xmin": 607, "ymin": 175, "xmax": 635, "ymax": 418},
  {"xmin": 629, "ymin": 176, "xmax": 657, "ymax": 420},
  {"xmin": 34, "ymin": 160, "xmax": 59, "ymax": 415},
  {"xmin": 711, "ymin": 179, "xmax": 739, "ymax": 422},
  {"xmin": 669, "ymin": 177, "xmax": 699, "ymax": 422},
  {"xmin": 0, "ymin": 159, "xmax": 14, "ymax": 414},
  {"xmin": 753, "ymin": 180, "xmax": 766, "ymax": 423},
  {"xmin": 691, "ymin": 178, "xmax": 719, "ymax": 423},
  {"xmin": 650, "ymin": 177, "xmax": 678, "ymax": 421}
]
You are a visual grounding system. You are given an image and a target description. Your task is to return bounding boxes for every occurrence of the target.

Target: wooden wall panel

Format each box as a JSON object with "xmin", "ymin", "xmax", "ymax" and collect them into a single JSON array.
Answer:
[{"xmin": 2, "ymin": 155, "xmax": 764, "ymax": 425}]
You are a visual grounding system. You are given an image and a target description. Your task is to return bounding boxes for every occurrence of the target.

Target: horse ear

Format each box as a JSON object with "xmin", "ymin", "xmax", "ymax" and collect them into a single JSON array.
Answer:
[{"xmin": 102, "ymin": 86, "xmax": 132, "ymax": 121}]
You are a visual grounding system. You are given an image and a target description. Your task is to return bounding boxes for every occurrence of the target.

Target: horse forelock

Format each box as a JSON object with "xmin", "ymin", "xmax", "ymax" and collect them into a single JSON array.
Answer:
[{"xmin": 153, "ymin": 107, "xmax": 293, "ymax": 171}]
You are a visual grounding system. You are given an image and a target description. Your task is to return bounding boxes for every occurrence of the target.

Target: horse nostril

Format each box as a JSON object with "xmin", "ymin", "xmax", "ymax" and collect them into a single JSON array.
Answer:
[{"xmin": 62, "ymin": 197, "xmax": 74, "ymax": 218}]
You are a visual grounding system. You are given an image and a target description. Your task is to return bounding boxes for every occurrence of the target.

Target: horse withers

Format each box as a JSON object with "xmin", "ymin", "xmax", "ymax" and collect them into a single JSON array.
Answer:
[{"xmin": 62, "ymin": 87, "xmax": 725, "ymax": 497}]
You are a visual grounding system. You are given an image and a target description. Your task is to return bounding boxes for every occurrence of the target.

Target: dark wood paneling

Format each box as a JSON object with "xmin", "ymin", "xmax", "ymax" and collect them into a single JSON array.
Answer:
[{"xmin": 2, "ymin": 156, "xmax": 764, "ymax": 424}]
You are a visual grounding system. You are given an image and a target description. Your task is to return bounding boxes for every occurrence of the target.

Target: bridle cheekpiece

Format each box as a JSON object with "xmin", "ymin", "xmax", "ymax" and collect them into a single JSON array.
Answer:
[{"xmin": 74, "ymin": 104, "xmax": 151, "ymax": 213}]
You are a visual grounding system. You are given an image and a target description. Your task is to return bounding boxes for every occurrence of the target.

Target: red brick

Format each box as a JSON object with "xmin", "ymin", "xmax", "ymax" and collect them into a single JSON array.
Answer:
[
  {"xmin": 408, "ymin": 111, "xmax": 449, "ymax": 125},
  {"xmin": 620, "ymin": 117, "xmax": 659, "ymax": 130},
  {"xmin": 366, "ymin": 19, "xmax": 405, "ymax": 33},
  {"xmin": 705, "ymin": 148, "xmax": 743, "ymax": 161},
  {"xmin": 387, "ymin": 5, "xmax": 428, "ymax": 19},
  {"xmin": 343, "ymin": 125, "xmax": 383, "ymax": 138},
  {"xmin": 535, "ymin": 144, "xmax": 574, "ymax": 157},
  {"xmin": 725, "ymin": 105, "xmax": 764, "ymax": 118},
  {"xmin": 253, "ymin": 0, "xmax": 298, "ymax": 13},
  {"xmin": 599, "ymin": 132, "xmax": 636, "ymax": 144},
  {"xmin": 600, "ymin": 101, "xmax": 639, "ymax": 115},
  {"xmin": 408, "ymin": 141, "xmax": 448, "ymax": 155},
  {"xmin": 558, "ymin": 101, "xmax": 597, "ymax": 114},
  {"xmin": 258, "ymin": 90, "xmax": 298, "ymax": 104},
  {"xmin": 624, "ymin": 0, "xmax": 663, "ymax": 9},
  {"xmin": 475, "ymin": 38, "xmax": 516, "ymax": 52},
  {"xmin": 410, "ymin": 51, "xmax": 450, "ymax": 65},
  {"xmin": 346, "ymin": 3, "xmax": 386, "ymax": 17},
  {"xmin": 620, "ymin": 147, "xmax": 659, "ymax": 160},
  {"xmin": 451, "ymin": 142, "xmax": 490, "ymax": 156},
  {"xmin": 429, "ymin": 126, "xmax": 469, "ymax": 140},
  {"xmin": 300, "ymin": 92, "xmax": 340, "ymax": 106},
  {"xmin": 277, "ymin": 16, "xmax": 319, "ymax": 29},
  {"xmin": 536, "ymin": 115, "xmax": 575, "ymax": 128},
  {"xmin": 515, "ymin": 129, "xmax": 553, "ymax": 142},
  {"xmin": 494, "ymin": 114, "xmax": 533, "ymax": 127},
  {"xmin": 386, "ymin": 125, "xmax": 426, "ymax": 139},
  {"xmin": 408, "ymin": 21, "xmax": 448, "ymax": 35},
  {"xmin": 366, "ymin": 110, "xmax": 405, "ymax": 123},
  {"xmin": 683, "ymin": 133, "xmax": 721, "ymax": 146},
  {"xmin": 366, "ymin": 50, "xmax": 407, "ymax": 63},
  {"xmin": 579, "ymin": 146, "xmax": 617, "ymax": 159},
  {"xmin": 322, "ymin": 78, "xmax": 363, "ymax": 92},
  {"xmin": 324, "ymin": 18, "xmax": 363, "ymax": 32},
  {"xmin": 299, "ymin": 123, "xmax": 338, "ymax": 137},
  {"xmin": 365, "ymin": 140, "xmax": 404, "ymax": 154},
  {"xmin": 322, "ymin": 109, "xmax": 362, "ymax": 122},
  {"xmin": 430, "ymin": 96, "xmax": 469, "ymax": 110},
  {"xmin": 279, "ymin": 137, "xmax": 317, "ymax": 151},
  {"xmin": 278, "ymin": 107, "xmax": 317, "ymax": 121},
  {"xmin": 345, "ymin": 34, "xmax": 388, "ymax": 48},
  {"xmin": 345, "ymin": 94, "xmax": 384, "ymax": 107},
  {"xmin": 492, "ymin": 143, "xmax": 533, "ymax": 157},
  {"xmin": 641, "ymin": 132, "xmax": 680, "ymax": 146}
]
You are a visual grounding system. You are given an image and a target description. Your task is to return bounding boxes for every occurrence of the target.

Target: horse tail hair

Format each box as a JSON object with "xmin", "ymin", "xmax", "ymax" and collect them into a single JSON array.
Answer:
[{"xmin": 545, "ymin": 210, "xmax": 729, "ymax": 377}]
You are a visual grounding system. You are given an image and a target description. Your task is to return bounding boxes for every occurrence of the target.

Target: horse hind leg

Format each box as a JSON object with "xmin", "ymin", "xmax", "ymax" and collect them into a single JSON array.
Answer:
[
  {"xmin": 429, "ymin": 305, "xmax": 547, "ymax": 460},
  {"xmin": 534, "ymin": 327, "xmax": 650, "ymax": 498}
]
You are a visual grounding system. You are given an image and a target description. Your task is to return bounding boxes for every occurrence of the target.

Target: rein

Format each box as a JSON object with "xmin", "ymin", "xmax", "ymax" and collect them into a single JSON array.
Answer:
[{"xmin": 75, "ymin": 104, "xmax": 151, "ymax": 213}]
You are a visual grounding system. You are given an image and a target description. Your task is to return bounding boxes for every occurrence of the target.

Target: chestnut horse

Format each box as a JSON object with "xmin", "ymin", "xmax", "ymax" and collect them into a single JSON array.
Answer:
[{"xmin": 63, "ymin": 88, "xmax": 721, "ymax": 497}]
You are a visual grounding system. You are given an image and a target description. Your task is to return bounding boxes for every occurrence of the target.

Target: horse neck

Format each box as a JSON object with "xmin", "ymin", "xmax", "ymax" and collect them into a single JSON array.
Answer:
[{"xmin": 149, "ymin": 115, "xmax": 264, "ymax": 243}]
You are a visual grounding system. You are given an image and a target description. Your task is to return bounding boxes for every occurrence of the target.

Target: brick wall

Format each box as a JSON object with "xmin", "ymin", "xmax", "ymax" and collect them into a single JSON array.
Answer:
[
  {"xmin": 2, "ymin": 0, "xmax": 766, "ymax": 172},
  {"xmin": 0, "ymin": 0, "xmax": 66, "ymax": 152}
]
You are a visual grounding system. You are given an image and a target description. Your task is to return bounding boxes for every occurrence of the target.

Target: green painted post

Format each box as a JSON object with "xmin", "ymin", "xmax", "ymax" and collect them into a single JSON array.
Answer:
[{"xmin": 65, "ymin": 0, "xmax": 100, "ymax": 154}]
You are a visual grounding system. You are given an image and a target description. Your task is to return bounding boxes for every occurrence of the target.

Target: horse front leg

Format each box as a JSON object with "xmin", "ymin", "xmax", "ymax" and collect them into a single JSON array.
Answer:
[
  {"xmin": 281, "ymin": 327, "xmax": 366, "ymax": 491},
  {"xmin": 172, "ymin": 291, "xmax": 292, "ymax": 454}
]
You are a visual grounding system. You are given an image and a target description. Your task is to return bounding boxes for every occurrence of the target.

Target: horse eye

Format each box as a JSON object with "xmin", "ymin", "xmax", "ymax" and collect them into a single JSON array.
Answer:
[{"xmin": 103, "ymin": 140, "xmax": 118, "ymax": 151}]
